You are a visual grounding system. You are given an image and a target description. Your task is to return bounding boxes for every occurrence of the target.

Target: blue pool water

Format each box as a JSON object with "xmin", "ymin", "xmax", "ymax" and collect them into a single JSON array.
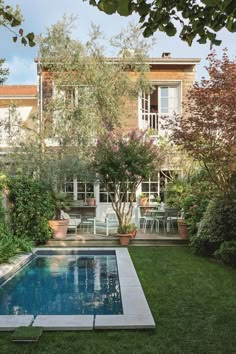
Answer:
[{"xmin": 0, "ymin": 253, "xmax": 123, "ymax": 315}]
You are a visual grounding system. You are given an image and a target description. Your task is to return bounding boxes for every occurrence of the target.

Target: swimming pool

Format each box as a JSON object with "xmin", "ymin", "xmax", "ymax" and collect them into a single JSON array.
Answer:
[
  {"xmin": 0, "ymin": 248, "xmax": 155, "ymax": 330},
  {"xmin": 0, "ymin": 251, "xmax": 123, "ymax": 316}
]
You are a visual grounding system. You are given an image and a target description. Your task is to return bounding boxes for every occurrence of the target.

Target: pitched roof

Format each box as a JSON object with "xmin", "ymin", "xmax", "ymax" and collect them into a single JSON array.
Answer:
[{"xmin": 0, "ymin": 85, "xmax": 37, "ymax": 98}]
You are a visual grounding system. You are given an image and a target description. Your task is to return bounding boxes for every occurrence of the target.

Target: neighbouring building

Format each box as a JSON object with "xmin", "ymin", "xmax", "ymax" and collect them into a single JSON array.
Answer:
[{"xmin": 0, "ymin": 85, "xmax": 38, "ymax": 150}]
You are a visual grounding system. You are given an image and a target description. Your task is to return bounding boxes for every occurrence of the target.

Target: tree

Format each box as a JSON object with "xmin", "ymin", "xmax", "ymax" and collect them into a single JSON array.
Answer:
[
  {"xmin": 86, "ymin": 0, "xmax": 236, "ymax": 46},
  {"xmin": 93, "ymin": 129, "xmax": 164, "ymax": 228},
  {"xmin": 0, "ymin": 58, "xmax": 8, "ymax": 84},
  {"xmin": 169, "ymin": 50, "xmax": 236, "ymax": 194},
  {"xmin": 2, "ymin": 17, "xmax": 153, "ymax": 218},
  {"xmin": 0, "ymin": 0, "xmax": 35, "ymax": 46},
  {"xmin": 37, "ymin": 16, "xmax": 152, "ymax": 155}
]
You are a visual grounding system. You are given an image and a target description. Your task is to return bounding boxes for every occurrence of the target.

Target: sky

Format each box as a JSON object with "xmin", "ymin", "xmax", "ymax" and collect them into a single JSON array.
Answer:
[{"xmin": 1, "ymin": 0, "xmax": 235, "ymax": 85}]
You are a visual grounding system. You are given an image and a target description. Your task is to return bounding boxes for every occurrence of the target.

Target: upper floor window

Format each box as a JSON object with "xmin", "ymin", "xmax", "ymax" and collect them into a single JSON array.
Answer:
[
  {"xmin": 54, "ymin": 84, "xmax": 94, "ymax": 106},
  {"xmin": 140, "ymin": 83, "xmax": 181, "ymax": 135}
]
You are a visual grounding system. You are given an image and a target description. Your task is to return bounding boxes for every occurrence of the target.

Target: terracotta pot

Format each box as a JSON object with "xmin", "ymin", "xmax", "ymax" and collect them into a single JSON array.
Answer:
[
  {"xmin": 139, "ymin": 197, "xmax": 148, "ymax": 206},
  {"xmin": 130, "ymin": 230, "xmax": 137, "ymax": 238},
  {"xmin": 87, "ymin": 198, "xmax": 96, "ymax": 206},
  {"xmin": 49, "ymin": 219, "xmax": 69, "ymax": 239},
  {"xmin": 117, "ymin": 233, "xmax": 132, "ymax": 246},
  {"xmin": 177, "ymin": 219, "xmax": 188, "ymax": 240}
]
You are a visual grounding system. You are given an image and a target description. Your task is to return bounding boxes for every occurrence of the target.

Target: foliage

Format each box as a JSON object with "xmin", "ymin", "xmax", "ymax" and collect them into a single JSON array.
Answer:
[
  {"xmin": 0, "ymin": 58, "xmax": 9, "ymax": 85},
  {"xmin": 93, "ymin": 129, "xmax": 164, "ymax": 226},
  {"xmin": 214, "ymin": 241, "xmax": 236, "ymax": 268},
  {"xmin": 191, "ymin": 195, "xmax": 236, "ymax": 257},
  {"xmin": 164, "ymin": 176, "xmax": 191, "ymax": 208},
  {"xmin": 7, "ymin": 176, "xmax": 54, "ymax": 244},
  {"xmin": 170, "ymin": 50, "xmax": 236, "ymax": 194},
  {"xmin": 38, "ymin": 17, "xmax": 152, "ymax": 153},
  {"xmin": 6, "ymin": 139, "xmax": 96, "ymax": 219},
  {"xmin": 86, "ymin": 0, "xmax": 236, "ymax": 46},
  {"xmin": 182, "ymin": 170, "xmax": 216, "ymax": 236},
  {"xmin": 117, "ymin": 223, "xmax": 136, "ymax": 234},
  {"xmin": 0, "ymin": 223, "xmax": 33, "ymax": 264},
  {"xmin": 0, "ymin": 0, "xmax": 35, "ymax": 46},
  {"xmin": 164, "ymin": 168, "xmax": 216, "ymax": 239},
  {"xmin": 138, "ymin": 193, "xmax": 148, "ymax": 199}
]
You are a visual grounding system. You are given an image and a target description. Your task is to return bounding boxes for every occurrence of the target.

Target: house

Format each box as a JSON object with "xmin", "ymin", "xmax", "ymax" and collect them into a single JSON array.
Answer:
[
  {"xmin": 37, "ymin": 52, "xmax": 200, "ymax": 220},
  {"xmin": 0, "ymin": 85, "xmax": 37, "ymax": 150},
  {"xmin": 0, "ymin": 53, "xmax": 200, "ymax": 221}
]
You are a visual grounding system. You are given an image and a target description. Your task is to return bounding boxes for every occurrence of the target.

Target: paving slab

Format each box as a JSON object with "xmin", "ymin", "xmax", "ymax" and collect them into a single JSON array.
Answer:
[
  {"xmin": 0, "ymin": 315, "xmax": 34, "ymax": 331},
  {"xmin": 0, "ymin": 254, "xmax": 34, "ymax": 285},
  {"xmin": 121, "ymin": 286, "xmax": 152, "ymax": 315},
  {"xmin": 33, "ymin": 315, "xmax": 94, "ymax": 330},
  {"xmin": 95, "ymin": 314, "xmax": 155, "ymax": 329},
  {"xmin": 119, "ymin": 276, "xmax": 141, "ymax": 287}
]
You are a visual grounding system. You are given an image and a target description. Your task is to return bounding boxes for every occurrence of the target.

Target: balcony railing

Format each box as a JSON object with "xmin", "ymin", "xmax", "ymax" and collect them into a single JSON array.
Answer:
[{"xmin": 140, "ymin": 113, "xmax": 171, "ymax": 136}]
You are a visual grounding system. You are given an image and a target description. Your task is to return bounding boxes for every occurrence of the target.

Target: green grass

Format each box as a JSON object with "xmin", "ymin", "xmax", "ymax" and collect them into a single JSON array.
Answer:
[
  {"xmin": 12, "ymin": 327, "xmax": 43, "ymax": 342},
  {"xmin": 0, "ymin": 247, "xmax": 235, "ymax": 354}
]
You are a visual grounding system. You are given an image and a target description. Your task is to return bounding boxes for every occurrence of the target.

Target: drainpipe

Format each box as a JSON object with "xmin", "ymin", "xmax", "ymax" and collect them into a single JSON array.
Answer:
[{"xmin": 37, "ymin": 60, "xmax": 44, "ymax": 155}]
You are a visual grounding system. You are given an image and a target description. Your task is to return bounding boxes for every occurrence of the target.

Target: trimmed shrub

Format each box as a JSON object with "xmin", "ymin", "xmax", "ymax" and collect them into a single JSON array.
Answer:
[
  {"xmin": 191, "ymin": 196, "xmax": 236, "ymax": 257},
  {"xmin": 7, "ymin": 176, "xmax": 54, "ymax": 245},
  {"xmin": 214, "ymin": 241, "xmax": 236, "ymax": 268}
]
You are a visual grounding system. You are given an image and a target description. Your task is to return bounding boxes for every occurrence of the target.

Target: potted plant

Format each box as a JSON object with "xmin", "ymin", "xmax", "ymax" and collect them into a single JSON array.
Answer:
[
  {"xmin": 86, "ymin": 193, "xmax": 96, "ymax": 206},
  {"xmin": 164, "ymin": 176, "xmax": 191, "ymax": 239},
  {"xmin": 93, "ymin": 130, "xmax": 163, "ymax": 243},
  {"xmin": 177, "ymin": 215, "xmax": 189, "ymax": 240},
  {"xmin": 117, "ymin": 224, "xmax": 137, "ymax": 246},
  {"xmin": 48, "ymin": 191, "xmax": 70, "ymax": 240},
  {"xmin": 139, "ymin": 193, "xmax": 148, "ymax": 206}
]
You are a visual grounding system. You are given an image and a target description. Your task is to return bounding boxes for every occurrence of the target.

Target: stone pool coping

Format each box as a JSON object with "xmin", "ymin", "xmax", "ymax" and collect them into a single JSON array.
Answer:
[{"xmin": 0, "ymin": 247, "xmax": 155, "ymax": 330}]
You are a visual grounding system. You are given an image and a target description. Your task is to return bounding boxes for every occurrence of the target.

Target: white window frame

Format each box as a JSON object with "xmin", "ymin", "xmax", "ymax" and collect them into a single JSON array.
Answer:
[{"xmin": 139, "ymin": 81, "xmax": 182, "ymax": 134}]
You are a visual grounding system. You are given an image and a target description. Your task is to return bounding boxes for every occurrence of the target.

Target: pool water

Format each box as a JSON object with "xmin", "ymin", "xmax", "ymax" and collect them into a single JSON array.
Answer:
[{"xmin": 0, "ymin": 253, "xmax": 123, "ymax": 316}]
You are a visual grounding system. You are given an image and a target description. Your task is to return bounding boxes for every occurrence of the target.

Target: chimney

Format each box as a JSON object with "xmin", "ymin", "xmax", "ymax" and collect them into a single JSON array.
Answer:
[{"xmin": 162, "ymin": 52, "xmax": 171, "ymax": 59}]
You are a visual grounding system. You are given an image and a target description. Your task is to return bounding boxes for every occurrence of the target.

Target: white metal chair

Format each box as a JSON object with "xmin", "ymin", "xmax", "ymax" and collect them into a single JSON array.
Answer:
[
  {"xmin": 61, "ymin": 210, "xmax": 81, "ymax": 235},
  {"xmin": 142, "ymin": 210, "xmax": 156, "ymax": 233},
  {"xmin": 95, "ymin": 213, "xmax": 119, "ymax": 236}
]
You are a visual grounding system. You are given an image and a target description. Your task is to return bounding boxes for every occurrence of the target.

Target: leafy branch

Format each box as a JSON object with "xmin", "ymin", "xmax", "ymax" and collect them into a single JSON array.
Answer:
[
  {"xmin": 0, "ymin": 1, "xmax": 35, "ymax": 46},
  {"xmin": 86, "ymin": 0, "xmax": 236, "ymax": 46}
]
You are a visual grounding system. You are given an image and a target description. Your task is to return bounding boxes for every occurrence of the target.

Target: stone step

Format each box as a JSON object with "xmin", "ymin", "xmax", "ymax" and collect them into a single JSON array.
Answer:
[
  {"xmin": 46, "ymin": 237, "xmax": 187, "ymax": 247},
  {"xmin": 130, "ymin": 238, "xmax": 188, "ymax": 246}
]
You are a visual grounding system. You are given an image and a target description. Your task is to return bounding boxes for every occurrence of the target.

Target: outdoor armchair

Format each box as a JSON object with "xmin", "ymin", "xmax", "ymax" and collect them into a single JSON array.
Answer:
[
  {"xmin": 61, "ymin": 210, "xmax": 81, "ymax": 234},
  {"xmin": 95, "ymin": 213, "xmax": 119, "ymax": 236}
]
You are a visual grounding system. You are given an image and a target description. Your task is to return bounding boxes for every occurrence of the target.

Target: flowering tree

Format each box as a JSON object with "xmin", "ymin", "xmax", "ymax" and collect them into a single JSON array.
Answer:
[
  {"xmin": 93, "ymin": 130, "xmax": 163, "ymax": 228},
  {"xmin": 170, "ymin": 50, "xmax": 236, "ymax": 194}
]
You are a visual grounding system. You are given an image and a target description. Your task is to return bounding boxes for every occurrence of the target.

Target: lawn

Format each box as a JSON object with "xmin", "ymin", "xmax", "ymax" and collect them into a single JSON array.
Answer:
[{"xmin": 0, "ymin": 247, "xmax": 235, "ymax": 354}]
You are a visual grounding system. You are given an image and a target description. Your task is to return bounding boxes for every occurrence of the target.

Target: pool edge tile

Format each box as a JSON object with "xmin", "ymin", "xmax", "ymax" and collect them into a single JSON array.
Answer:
[
  {"xmin": 0, "ymin": 315, "xmax": 34, "ymax": 331},
  {"xmin": 95, "ymin": 314, "xmax": 155, "ymax": 329},
  {"xmin": 33, "ymin": 315, "xmax": 94, "ymax": 331},
  {"xmin": 0, "ymin": 253, "xmax": 34, "ymax": 285}
]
